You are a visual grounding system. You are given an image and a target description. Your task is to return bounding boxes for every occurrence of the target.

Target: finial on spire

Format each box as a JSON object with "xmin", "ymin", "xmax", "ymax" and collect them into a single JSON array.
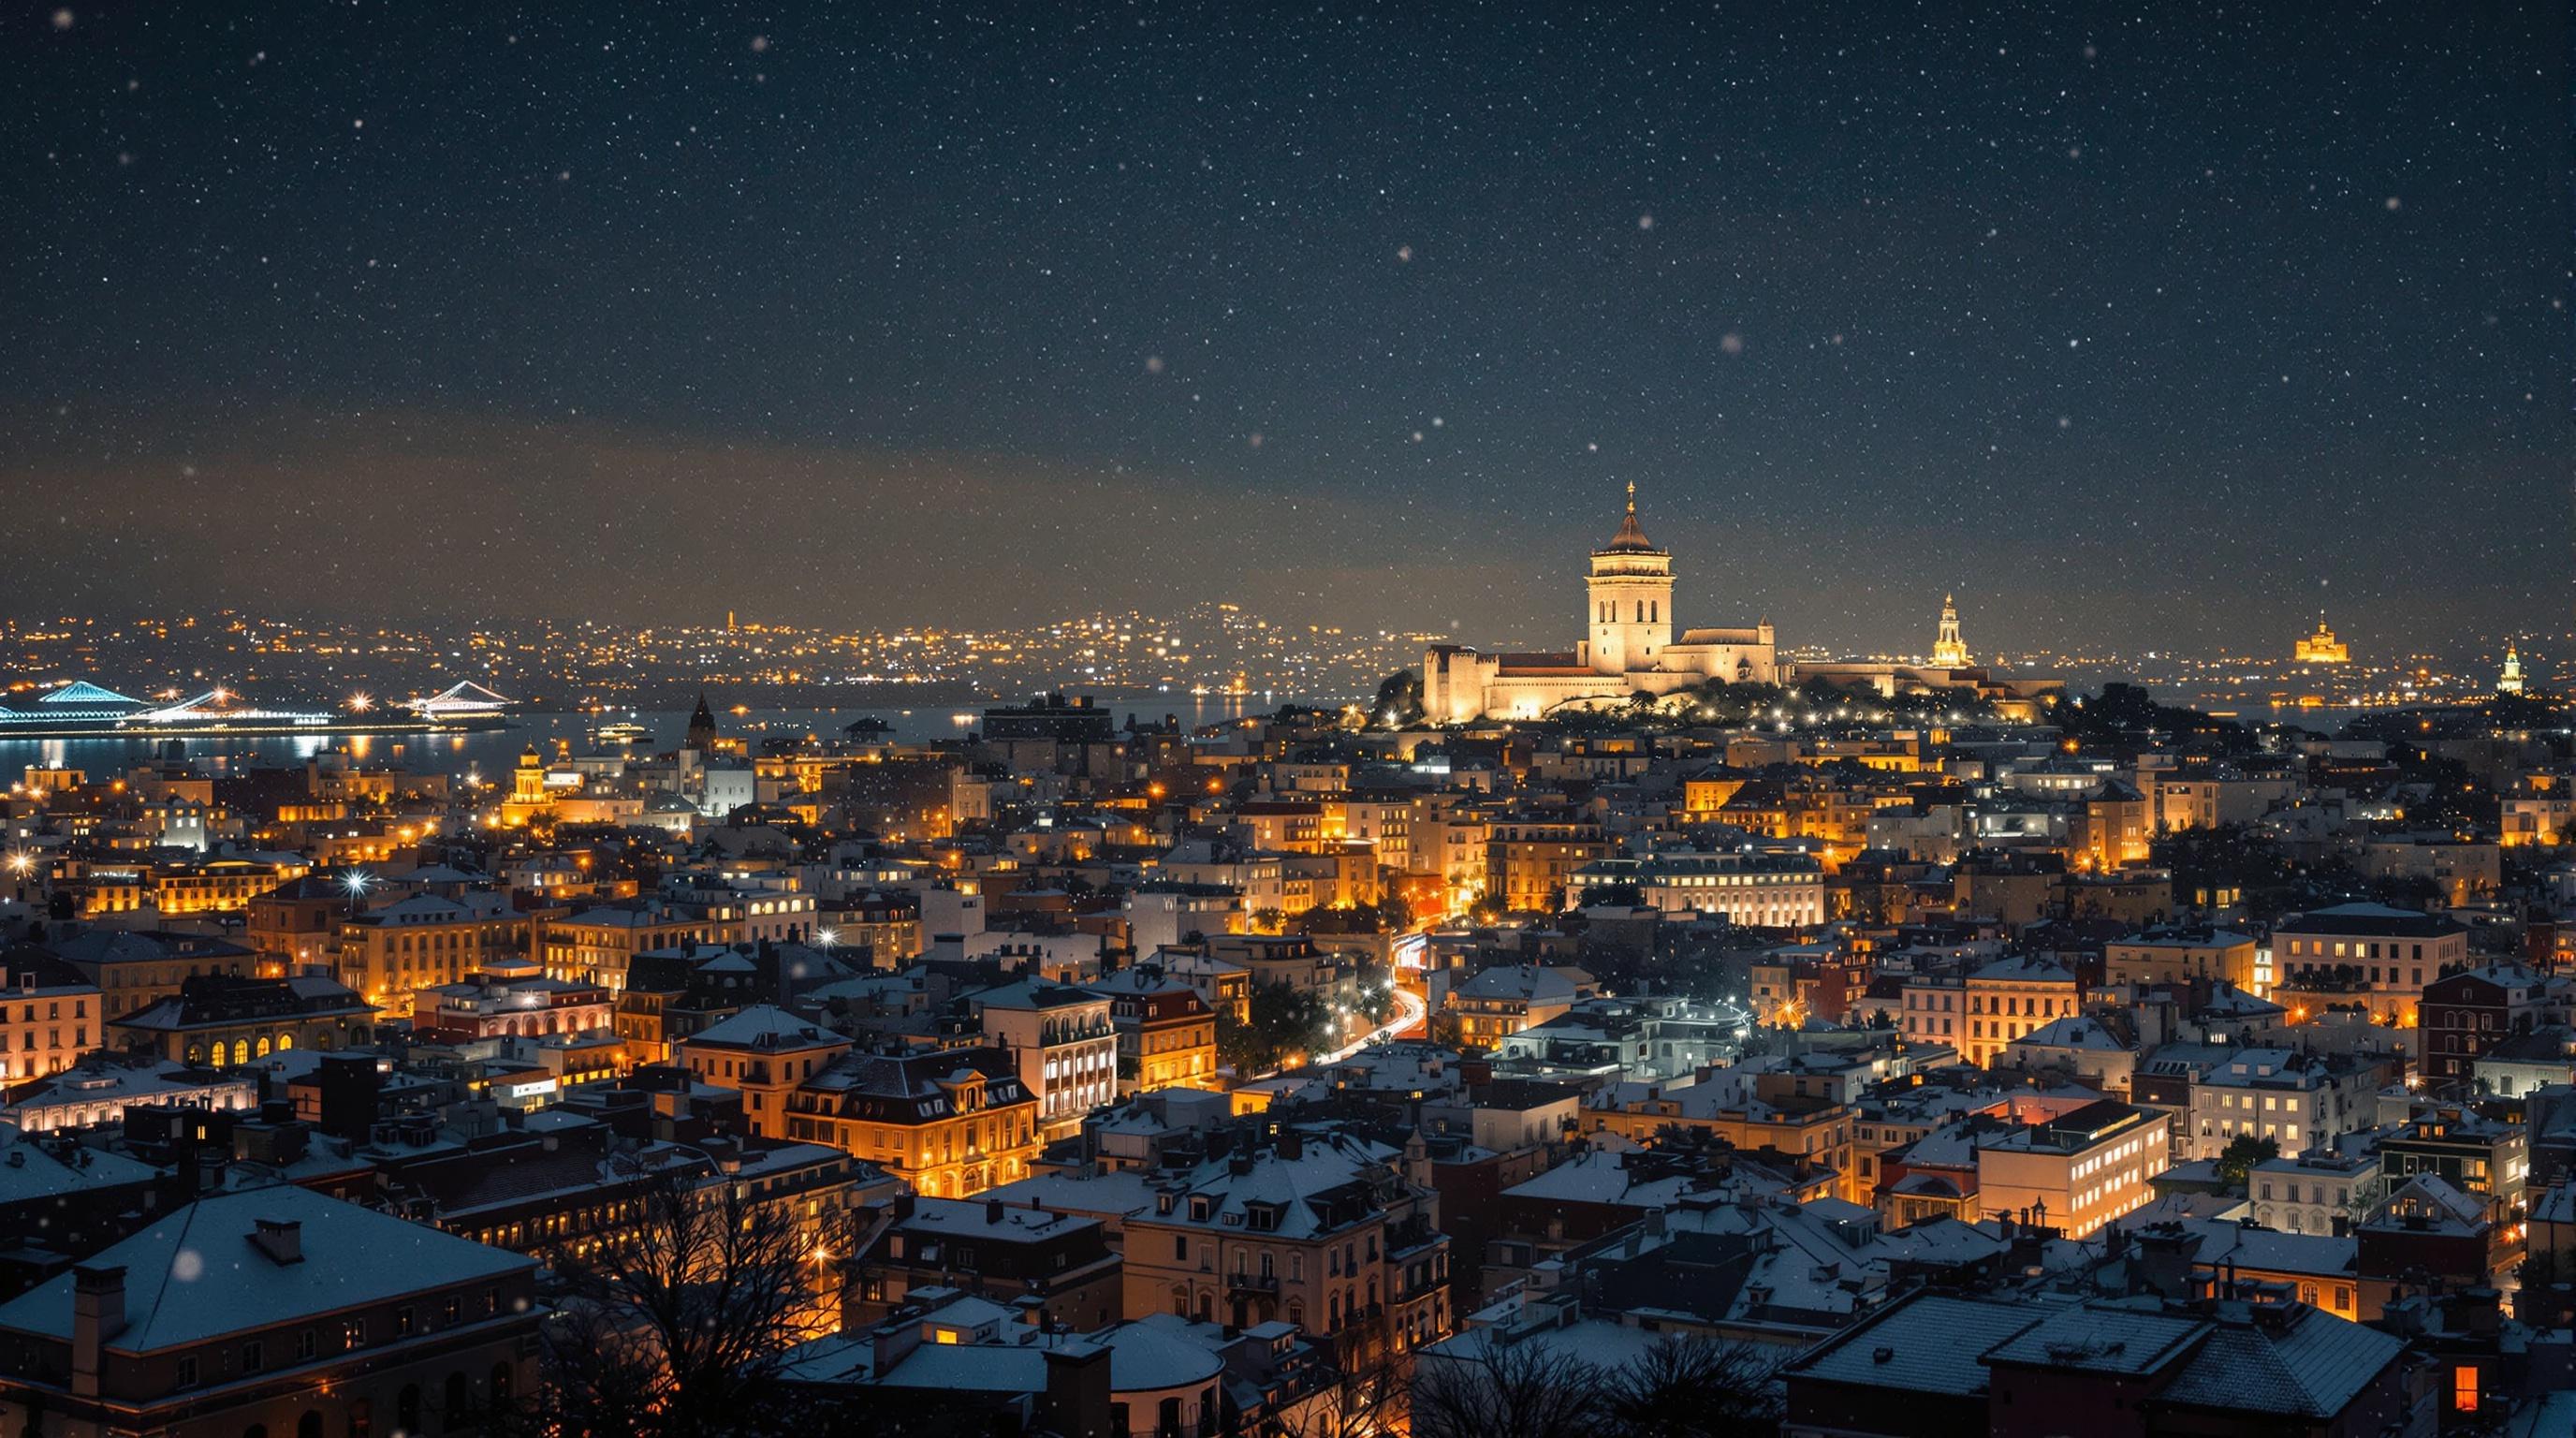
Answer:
[{"xmin": 1599, "ymin": 480, "xmax": 1660, "ymax": 552}]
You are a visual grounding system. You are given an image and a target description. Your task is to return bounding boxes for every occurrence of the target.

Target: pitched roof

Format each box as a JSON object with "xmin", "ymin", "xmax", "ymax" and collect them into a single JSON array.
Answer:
[
  {"xmin": 683, "ymin": 1005, "xmax": 845, "ymax": 1052},
  {"xmin": 1781, "ymin": 1291, "xmax": 2042, "ymax": 1396},
  {"xmin": 0, "ymin": 1185, "xmax": 530, "ymax": 1352},
  {"xmin": 2152, "ymin": 1306, "xmax": 2405, "ymax": 1418}
]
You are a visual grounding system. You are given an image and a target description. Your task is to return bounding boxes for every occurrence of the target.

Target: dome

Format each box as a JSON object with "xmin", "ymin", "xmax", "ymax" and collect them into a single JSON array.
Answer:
[{"xmin": 1104, "ymin": 1322, "xmax": 1224, "ymax": 1394}]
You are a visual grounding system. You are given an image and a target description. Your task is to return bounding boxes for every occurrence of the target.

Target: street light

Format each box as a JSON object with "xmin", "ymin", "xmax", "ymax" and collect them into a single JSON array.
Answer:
[{"xmin": 343, "ymin": 870, "xmax": 373, "ymax": 914}]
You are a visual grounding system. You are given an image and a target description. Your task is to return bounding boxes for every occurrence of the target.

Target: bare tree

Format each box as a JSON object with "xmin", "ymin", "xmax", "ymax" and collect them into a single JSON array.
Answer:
[
  {"xmin": 529, "ymin": 1160, "xmax": 850, "ymax": 1438},
  {"xmin": 1265, "ymin": 1352, "xmax": 1411, "ymax": 1438},
  {"xmin": 1602, "ymin": 1335, "xmax": 1784, "ymax": 1438},
  {"xmin": 1411, "ymin": 1334, "xmax": 1608, "ymax": 1438},
  {"xmin": 1409, "ymin": 1330, "xmax": 1783, "ymax": 1438}
]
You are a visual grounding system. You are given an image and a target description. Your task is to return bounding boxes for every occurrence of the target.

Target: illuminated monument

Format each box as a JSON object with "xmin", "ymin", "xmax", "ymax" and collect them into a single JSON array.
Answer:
[
  {"xmin": 1421, "ymin": 485, "xmax": 1779, "ymax": 722},
  {"xmin": 1931, "ymin": 594, "xmax": 1971, "ymax": 668},
  {"xmin": 2295, "ymin": 615, "xmax": 2350, "ymax": 665},
  {"xmin": 2498, "ymin": 644, "xmax": 2525, "ymax": 696},
  {"xmin": 1421, "ymin": 488, "xmax": 2056, "ymax": 723}
]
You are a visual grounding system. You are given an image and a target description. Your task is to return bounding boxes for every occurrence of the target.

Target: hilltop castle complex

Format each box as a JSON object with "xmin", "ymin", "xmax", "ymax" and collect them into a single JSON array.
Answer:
[{"xmin": 1421, "ymin": 486, "xmax": 2057, "ymax": 723}]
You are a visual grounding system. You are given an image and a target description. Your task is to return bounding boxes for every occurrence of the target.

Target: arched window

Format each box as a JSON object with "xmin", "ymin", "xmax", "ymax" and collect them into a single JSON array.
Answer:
[
  {"xmin": 490, "ymin": 1361, "xmax": 515, "ymax": 1408},
  {"xmin": 233, "ymin": 1039, "xmax": 251, "ymax": 1065},
  {"xmin": 244, "ymin": 1426, "xmax": 269, "ymax": 1438},
  {"xmin": 397, "ymin": 1385, "xmax": 421, "ymax": 1431},
  {"xmin": 277, "ymin": 1033, "xmax": 294, "ymax": 1050},
  {"xmin": 444, "ymin": 1371, "xmax": 470, "ymax": 1431},
  {"xmin": 297, "ymin": 1412, "xmax": 323, "ymax": 1438},
  {"xmin": 256, "ymin": 1036, "xmax": 271, "ymax": 1059}
]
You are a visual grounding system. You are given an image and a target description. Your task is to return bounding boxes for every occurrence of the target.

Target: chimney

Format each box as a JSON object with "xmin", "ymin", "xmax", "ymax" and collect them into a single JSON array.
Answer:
[
  {"xmin": 869, "ymin": 1316, "xmax": 926, "ymax": 1377},
  {"xmin": 988, "ymin": 1197, "xmax": 1006, "ymax": 1225},
  {"xmin": 71, "ymin": 1265, "xmax": 125, "ymax": 1399},
  {"xmin": 249, "ymin": 1218, "xmax": 304, "ymax": 1266},
  {"xmin": 1038, "ymin": 1342, "xmax": 1112, "ymax": 1438}
]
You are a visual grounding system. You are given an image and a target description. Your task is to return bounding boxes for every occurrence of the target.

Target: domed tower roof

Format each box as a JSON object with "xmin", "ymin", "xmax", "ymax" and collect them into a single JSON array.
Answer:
[{"xmin": 1597, "ymin": 481, "xmax": 1662, "ymax": 554}]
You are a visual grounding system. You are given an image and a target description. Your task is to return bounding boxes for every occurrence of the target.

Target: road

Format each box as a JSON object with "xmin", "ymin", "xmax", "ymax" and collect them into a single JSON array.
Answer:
[{"xmin": 1315, "ymin": 981, "xmax": 1428, "ymax": 1066}]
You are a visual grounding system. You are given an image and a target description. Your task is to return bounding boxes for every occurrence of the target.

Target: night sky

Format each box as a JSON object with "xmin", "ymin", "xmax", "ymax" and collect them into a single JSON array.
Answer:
[{"xmin": 6, "ymin": 3, "xmax": 2567, "ymax": 658}]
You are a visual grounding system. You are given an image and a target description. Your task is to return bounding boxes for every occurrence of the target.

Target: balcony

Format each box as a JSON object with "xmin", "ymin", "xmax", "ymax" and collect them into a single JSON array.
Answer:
[{"xmin": 1226, "ymin": 1270, "xmax": 1281, "ymax": 1293}]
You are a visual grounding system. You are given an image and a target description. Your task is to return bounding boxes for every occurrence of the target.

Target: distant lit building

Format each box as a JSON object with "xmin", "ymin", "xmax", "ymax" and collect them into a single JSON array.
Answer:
[
  {"xmin": 1422, "ymin": 486, "xmax": 1780, "ymax": 724},
  {"xmin": 1930, "ymin": 593, "xmax": 1970, "ymax": 668},
  {"xmin": 2104, "ymin": 927, "xmax": 2260, "ymax": 993},
  {"xmin": 974, "ymin": 980, "xmax": 1120, "ymax": 1139},
  {"xmin": 1974, "ymin": 1098, "xmax": 2169, "ymax": 1238},
  {"xmin": 1579, "ymin": 851, "xmax": 1825, "ymax": 928},
  {"xmin": 2295, "ymin": 614, "xmax": 2350, "ymax": 664},
  {"xmin": 1958, "ymin": 955, "xmax": 2081, "ymax": 1068},
  {"xmin": 783, "ymin": 1048, "xmax": 1041, "ymax": 1199},
  {"xmin": 0, "ymin": 950, "xmax": 101, "ymax": 1083}
]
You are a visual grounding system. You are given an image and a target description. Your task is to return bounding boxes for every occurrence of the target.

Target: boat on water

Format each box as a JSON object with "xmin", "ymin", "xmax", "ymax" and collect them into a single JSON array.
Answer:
[
  {"xmin": 0, "ymin": 681, "xmax": 513, "ymax": 739},
  {"xmin": 591, "ymin": 720, "xmax": 653, "ymax": 745},
  {"xmin": 402, "ymin": 682, "xmax": 517, "ymax": 729}
]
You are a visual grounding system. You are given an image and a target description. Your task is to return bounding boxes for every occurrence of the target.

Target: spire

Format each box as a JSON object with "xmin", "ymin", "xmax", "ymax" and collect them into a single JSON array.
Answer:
[{"xmin": 1601, "ymin": 480, "xmax": 1658, "ymax": 552}]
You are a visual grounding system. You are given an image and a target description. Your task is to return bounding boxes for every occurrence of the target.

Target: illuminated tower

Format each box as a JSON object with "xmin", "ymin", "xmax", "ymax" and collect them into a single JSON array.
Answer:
[
  {"xmin": 510, "ymin": 747, "xmax": 547, "ymax": 805},
  {"xmin": 685, "ymin": 693, "xmax": 721, "ymax": 750},
  {"xmin": 1586, "ymin": 481, "xmax": 1674, "ymax": 677},
  {"xmin": 2295, "ymin": 615, "xmax": 2349, "ymax": 665},
  {"xmin": 1931, "ymin": 594, "xmax": 1970, "ymax": 668},
  {"xmin": 2498, "ymin": 644, "xmax": 2525, "ymax": 695}
]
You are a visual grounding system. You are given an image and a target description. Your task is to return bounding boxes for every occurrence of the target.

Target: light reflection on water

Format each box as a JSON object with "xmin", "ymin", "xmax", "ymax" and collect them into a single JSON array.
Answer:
[{"xmin": 0, "ymin": 697, "xmax": 1272, "ymax": 782}]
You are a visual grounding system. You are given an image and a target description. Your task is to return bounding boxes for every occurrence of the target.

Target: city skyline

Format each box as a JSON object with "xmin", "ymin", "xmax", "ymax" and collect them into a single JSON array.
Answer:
[{"xmin": 7, "ymin": 4, "xmax": 2567, "ymax": 653}]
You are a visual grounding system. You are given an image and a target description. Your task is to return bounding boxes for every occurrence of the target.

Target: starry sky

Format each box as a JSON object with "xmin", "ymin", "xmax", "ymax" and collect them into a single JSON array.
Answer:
[{"xmin": 5, "ymin": 2, "xmax": 2567, "ymax": 660}]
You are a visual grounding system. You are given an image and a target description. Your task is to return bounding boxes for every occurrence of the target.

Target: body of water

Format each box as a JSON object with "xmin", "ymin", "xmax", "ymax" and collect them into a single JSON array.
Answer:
[{"xmin": 0, "ymin": 696, "xmax": 1283, "ymax": 783}]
